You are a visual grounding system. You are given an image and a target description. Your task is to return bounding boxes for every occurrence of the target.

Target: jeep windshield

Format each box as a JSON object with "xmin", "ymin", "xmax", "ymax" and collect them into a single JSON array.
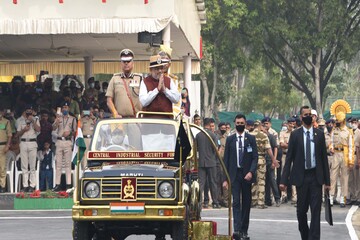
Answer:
[{"xmin": 88, "ymin": 118, "xmax": 177, "ymax": 162}]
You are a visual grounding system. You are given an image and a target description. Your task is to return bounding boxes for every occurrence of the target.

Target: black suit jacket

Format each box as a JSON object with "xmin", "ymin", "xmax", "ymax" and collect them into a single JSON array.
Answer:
[
  {"xmin": 280, "ymin": 127, "xmax": 330, "ymax": 187},
  {"xmin": 223, "ymin": 133, "xmax": 258, "ymax": 184}
]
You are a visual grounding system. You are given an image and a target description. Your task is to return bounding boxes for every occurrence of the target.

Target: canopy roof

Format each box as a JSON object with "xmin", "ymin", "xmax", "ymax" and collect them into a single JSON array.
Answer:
[{"xmin": 0, "ymin": 0, "xmax": 204, "ymax": 74}]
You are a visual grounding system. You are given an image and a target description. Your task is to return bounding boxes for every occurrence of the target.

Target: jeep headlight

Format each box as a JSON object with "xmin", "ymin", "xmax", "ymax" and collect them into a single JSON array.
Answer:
[
  {"xmin": 84, "ymin": 181, "xmax": 100, "ymax": 198},
  {"xmin": 158, "ymin": 181, "xmax": 174, "ymax": 198}
]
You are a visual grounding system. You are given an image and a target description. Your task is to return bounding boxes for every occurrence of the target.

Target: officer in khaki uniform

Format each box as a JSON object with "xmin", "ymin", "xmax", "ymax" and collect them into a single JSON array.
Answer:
[
  {"xmin": 0, "ymin": 107, "xmax": 12, "ymax": 193},
  {"xmin": 329, "ymin": 100, "xmax": 355, "ymax": 207},
  {"xmin": 279, "ymin": 118, "xmax": 296, "ymax": 203},
  {"xmin": 81, "ymin": 109, "xmax": 97, "ymax": 169},
  {"xmin": 216, "ymin": 122, "xmax": 229, "ymax": 207},
  {"xmin": 52, "ymin": 101, "xmax": 77, "ymax": 191},
  {"xmin": 106, "ymin": 49, "xmax": 142, "ymax": 149},
  {"xmin": 248, "ymin": 120, "xmax": 278, "ymax": 209},
  {"xmin": 17, "ymin": 105, "xmax": 40, "ymax": 192}
]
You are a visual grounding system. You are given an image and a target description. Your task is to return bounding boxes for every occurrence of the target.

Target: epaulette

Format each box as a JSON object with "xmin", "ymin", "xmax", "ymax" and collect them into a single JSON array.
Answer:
[{"xmin": 133, "ymin": 73, "xmax": 143, "ymax": 81}]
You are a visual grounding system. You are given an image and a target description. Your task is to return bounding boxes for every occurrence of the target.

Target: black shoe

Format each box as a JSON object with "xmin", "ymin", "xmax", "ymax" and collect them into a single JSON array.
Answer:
[
  {"xmin": 203, "ymin": 203, "xmax": 209, "ymax": 209},
  {"xmin": 66, "ymin": 184, "xmax": 72, "ymax": 190},
  {"xmin": 340, "ymin": 203, "xmax": 346, "ymax": 208},
  {"xmin": 233, "ymin": 232, "xmax": 241, "ymax": 240},
  {"xmin": 23, "ymin": 187, "xmax": 30, "ymax": 192},
  {"xmin": 28, "ymin": 187, "xmax": 35, "ymax": 193},
  {"xmin": 240, "ymin": 232, "xmax": 250, "ymax": 240},
  {"xmin": 212, "ymin": 203, "xmax": 221, "ymax": 209},
  {"xmin": 52, "ymin": 185, "xmax": 62, "ymax": 192},
  {"xmin": 276, "ymin": 201, "xmax": 281, "ymax": 207},
  {"xmin": 0, "ymin": 187, "xmax": 4, "ymax": 193}
]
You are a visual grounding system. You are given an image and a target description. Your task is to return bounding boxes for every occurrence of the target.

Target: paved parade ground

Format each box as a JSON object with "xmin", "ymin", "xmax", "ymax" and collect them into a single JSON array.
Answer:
[{"xmin": 0, "ymin": 203, "xmax": 356, "ymax": 240}]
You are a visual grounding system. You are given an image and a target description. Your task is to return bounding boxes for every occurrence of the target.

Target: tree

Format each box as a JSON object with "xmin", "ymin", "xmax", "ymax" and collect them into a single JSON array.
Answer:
[
  {"xmin": 200, "ymin": 0, "xmax": 248, "ymax": 117},
  {"xmin": 238, "ymin": 0, "xmax": 360, "ymax": 117},
  {"xmin": 239, "ymin": 63, "xmax": 301, "ymax": 117}
]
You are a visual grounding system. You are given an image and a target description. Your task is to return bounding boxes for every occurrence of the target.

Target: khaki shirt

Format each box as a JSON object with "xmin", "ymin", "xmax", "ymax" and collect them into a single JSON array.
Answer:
[
  {"xmin": 279, "ymin": 130, "xmax": 292, "ymax": 153},
  {"xmin": 332, "ymin": 126, "xmax": 354, "ymax": 165},
  {"xmin": 17, "ymin": 117, "xmax": 39, "ymax": 139},
  {"xmin": 56, "ymin": 115, "xmax": 77, "ymax": 138},
  {"xmin": 106, "ymin": 73, "xmax": 142, "ymax": 117},
  {"xmin": 354, "ymin": 128, "xmax": 360, "ymax": 148},
  {"xmin": 269, "ymin": 127, "xmax": 279, "ymax": 146},
  {"xmin": 0, "ymin": 118, "xmax": 12, "ymax": 142},
  {"xmin": 81, "ymin": 116, "xmax": 96, "ymax": 136},
  {"xmin": 249, "ymin": 129, "xmax": 270, "ymax": 155}
]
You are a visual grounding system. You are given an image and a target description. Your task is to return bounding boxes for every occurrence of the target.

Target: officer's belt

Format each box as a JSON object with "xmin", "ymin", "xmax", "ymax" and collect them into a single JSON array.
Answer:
[
  {"xmin": 258, "ymin": 154, "xmax": 266, "ymax": 157},
  {"xmin": 283, "ymin": 152, "xmax": 287, "ymax": 154},
  {"xmin": 83, "ymin": 135, "xmax": 92, "ymax": 138},
  {"xmin": 21, "ymin": 138, "xmax": 36, "ymax": 142},
  {"xmin": 334, "ymin": 147, "xmax": 344, "ymax": 152},
  {"xmin": 57, "ymin": 137, "xmax": 72, "ymax": 141},
  {"xmin": 0, "ymin": 142, "xmax": 7, "ymax": 145}
]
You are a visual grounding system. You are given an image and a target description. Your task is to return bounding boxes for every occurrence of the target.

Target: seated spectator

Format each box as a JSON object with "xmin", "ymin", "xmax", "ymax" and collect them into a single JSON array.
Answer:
[{"xmin": 37, "ymin": 141, "xmax": 53, "ymax": 191}]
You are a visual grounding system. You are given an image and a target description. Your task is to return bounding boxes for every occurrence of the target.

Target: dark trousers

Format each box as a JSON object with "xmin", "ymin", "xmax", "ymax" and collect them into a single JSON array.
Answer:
[
  {"xmin": 39, "ymin": 169, "xmax": 53, "ymax": 191},
  {"xmin": 199, "ymin": 166, "xmax": 219, "ymax": 205},
  {"xmin": 232, "ymin": 168, "xmax": 252, "ymax": 234},
  {"xmin": 265, "ymin": 164, "xmax": 280, "ymax": 205},
  {"xmin": 296, "ymin": 169, "xmax": 322, "ymax": 240}
]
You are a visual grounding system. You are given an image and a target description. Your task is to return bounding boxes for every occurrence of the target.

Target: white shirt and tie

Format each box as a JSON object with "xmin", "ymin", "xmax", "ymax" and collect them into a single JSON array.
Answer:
[
  {"xmin": 236, "ymin": 132, "xmax": 245, "ymax": 168},
  {"xmin": 302, "ymin": 126, "xmax": 316, "ymax": 169}
]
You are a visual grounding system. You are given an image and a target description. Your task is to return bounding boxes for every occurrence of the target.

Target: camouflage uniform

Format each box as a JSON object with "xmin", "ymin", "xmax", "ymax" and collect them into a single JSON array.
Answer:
[
  {"xmin": 249, "ymin": 129, "xmax": 270, "ymax": 207},
  {"xmin": 330, "ymin": 126, "xmax": 354, "ymax": 204}
]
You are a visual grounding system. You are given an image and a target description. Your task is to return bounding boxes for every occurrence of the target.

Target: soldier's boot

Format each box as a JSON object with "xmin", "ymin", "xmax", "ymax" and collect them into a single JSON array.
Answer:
[
  {"xmin": 340, "ymin": 196, "xmax": 345, "ymax": 208},
  {"xmin": 52, "ymin": 184, "xmax": 62, "ymax": 192}
]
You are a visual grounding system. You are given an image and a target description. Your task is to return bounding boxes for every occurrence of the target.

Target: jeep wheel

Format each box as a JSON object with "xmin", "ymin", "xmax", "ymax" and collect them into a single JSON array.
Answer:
[
  {"xmin": 73, "ymin": 221, "xmax": 93, "ymax": 240},
  {"xmin": 172, "ymin": 207, "xmax": 189, "ymax": 240}
]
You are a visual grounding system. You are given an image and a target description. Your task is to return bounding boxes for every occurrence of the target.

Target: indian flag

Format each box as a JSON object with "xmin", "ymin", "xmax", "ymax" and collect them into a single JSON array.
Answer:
[
  {"xmin": 110, "ymin": 202, "xmax": 145, "ymax": 214},
  {"xmin": 72, "ymin": 119, "xmax": 86, "ymax": 165}
]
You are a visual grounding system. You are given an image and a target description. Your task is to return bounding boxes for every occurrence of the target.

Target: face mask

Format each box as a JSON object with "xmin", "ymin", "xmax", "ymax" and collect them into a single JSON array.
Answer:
[
  {"xmin": 302, "ymin": 116, "xmax": 313, "ymax": 126},
  {"xmin": 336, "ymin": 122, "xmax": 341, "ymax": 127},
  {"xmin": 352, "ymin": 124, "xmax": 358, "ymax": 130},
  {"xmin": 63, "ymin": 110, "xmax": 68, "ymax": 116},
  {"xmin": 89, "ymin": 83, "xmax": 95, "ymax": 88},
  {"xmin": 236, "ymin": 124, "xmax": 245, "ymax": 133},
  {"xmin": 281, "ymin": 126, "xmax": 287, "ymax": 131},
  {"xmin": 93, "ymin": 112, "xmax": 99, "ymax": 118},
  {"xmin": 326, "ymin": 126, "xmax": 333, "ymax": 133},
  {"xmin": 103, "ymin": 88, "xmax": 107, "ymax": 93},
  {"xmin": 220, "ymin": 129, "xmax": 226, "ymax": 135}
]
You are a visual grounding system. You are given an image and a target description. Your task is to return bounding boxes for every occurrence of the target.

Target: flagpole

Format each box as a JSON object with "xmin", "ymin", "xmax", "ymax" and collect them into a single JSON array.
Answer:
[{"xmin": 178, "ymin": 115, "xmax": 183, "ymax": 205}]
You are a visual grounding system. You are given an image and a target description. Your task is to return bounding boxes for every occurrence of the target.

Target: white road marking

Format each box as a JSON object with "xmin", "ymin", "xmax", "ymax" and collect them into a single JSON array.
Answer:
[{"xmin": 346, "ymin": 205, "xmax": 359, "ymax": 240}]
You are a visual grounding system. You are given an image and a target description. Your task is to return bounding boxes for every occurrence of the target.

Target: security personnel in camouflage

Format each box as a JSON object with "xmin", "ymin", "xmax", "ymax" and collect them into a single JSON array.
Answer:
[{"xmin": 248, "ymin": 120, "xmax": 277, "ymax": 209}]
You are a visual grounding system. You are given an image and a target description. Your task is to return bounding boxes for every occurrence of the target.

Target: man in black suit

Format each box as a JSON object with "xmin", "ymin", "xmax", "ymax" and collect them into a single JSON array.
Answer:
[
  {"xmin": 280, "ymin": 106, "xmax": 330, "ymax": 240},
  {"xmin": 223, "ymin": 114, "xmax": 258, "ymax": 240}
]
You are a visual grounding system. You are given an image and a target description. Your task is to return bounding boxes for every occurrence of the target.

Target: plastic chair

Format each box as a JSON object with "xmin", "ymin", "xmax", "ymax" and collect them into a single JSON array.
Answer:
[
  {"xmin": 5, "ymin": 151, "xmax": 16, "ymax": 193},
  {"xmin": 14, "ymin": 154, "xmax": 22, "ymax": 192}
]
